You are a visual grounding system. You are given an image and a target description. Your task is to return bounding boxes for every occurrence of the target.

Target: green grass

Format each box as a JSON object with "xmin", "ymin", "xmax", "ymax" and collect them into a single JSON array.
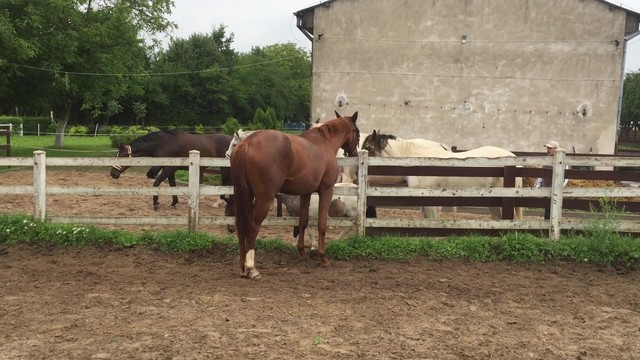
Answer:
[
  {"xmin": 4, "ymin": 134, "xmax": 114, "ymax": 158},
  {"xmin": 1, "ymin": 214, "xmax": 639, "ymax": 268}
]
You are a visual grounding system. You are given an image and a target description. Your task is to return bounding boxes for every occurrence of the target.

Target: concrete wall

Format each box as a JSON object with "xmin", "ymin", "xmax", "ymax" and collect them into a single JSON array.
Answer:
[{"xmin": 307, "ymin": 0, "xmax": 631, "ymax": 153}]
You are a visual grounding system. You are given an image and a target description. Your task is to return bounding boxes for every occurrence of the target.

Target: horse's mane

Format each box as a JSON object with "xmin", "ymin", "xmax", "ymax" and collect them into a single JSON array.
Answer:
[
  {"xmin": 129, "ymin": 129, "xmax": 182, "ymax": 146},
  {"xmin": 307, "ymin": 117, "xmax": 357, "ymax": 138},
  {"xmin": 372, "ymin": 133, "xmax": 397, "ymax": 143}
]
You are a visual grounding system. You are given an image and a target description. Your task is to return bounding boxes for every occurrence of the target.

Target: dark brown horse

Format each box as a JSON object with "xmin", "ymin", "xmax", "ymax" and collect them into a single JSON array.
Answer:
[
  {"xmin": 230, "ymin": 112, "xmax": 360, "ymax": 278},
  {"xmin": 110, "ymin": 130, "xmax": 233, "ymax": 215}
]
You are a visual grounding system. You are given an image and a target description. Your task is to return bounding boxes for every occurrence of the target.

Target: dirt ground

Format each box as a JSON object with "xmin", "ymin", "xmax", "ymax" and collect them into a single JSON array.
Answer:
[
  {"xmin": 2, "ymin": 169, "xmax": 640, "ymax": 359},
  {"xmin": 2, "ymin": 245, "xmax": 640, "ymax": 359}
]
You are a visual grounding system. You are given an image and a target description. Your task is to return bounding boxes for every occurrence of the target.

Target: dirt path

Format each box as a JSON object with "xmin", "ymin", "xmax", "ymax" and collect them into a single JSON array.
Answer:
[
  {"xmin": 1, "ymin": 245, "xmax": 639, "ymax": 359},
  {"xmin": 2, "ymin": 169, "xmax": 640, "ymax": 359}
]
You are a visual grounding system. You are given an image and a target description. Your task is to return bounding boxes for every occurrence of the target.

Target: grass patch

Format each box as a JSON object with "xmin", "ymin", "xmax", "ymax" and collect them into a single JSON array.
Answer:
[
  {"xmin": 1, "ymin": 214, "xmax": 638, "ymax": 268},
  {"xmin": 6, "ymin": 135, "xmax": 114, "ymax": 158}
]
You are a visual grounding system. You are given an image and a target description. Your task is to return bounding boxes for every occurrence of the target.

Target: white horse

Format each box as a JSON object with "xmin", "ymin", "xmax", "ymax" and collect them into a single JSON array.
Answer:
[
  {"xmin": 361, "ymin": 130, "xmax": 524, "ymax": 220},
  {"xmin": 225, "ymin": 129, "xmax": 256, "ymax": 158}
]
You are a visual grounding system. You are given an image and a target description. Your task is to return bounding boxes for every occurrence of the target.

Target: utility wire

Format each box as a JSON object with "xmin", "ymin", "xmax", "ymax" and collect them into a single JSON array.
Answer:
[{"xmin": 8, "ymin": 55, "xmax": 303, "ymax": 77}]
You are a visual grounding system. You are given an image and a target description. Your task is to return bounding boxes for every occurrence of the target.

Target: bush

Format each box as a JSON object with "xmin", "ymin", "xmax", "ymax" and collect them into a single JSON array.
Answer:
[
  {"xmin": 221, "ymin": 117, "xmax": 242, "ymax": 135},
  {"xmin": 68, "ymin": 125, "xmax": 89, "ymax": 136},
  {"xmin": 109, "ymin": 126, "xmax": 161, "ymax": 147},
  {"xmin": 21, "ymin": 117, "xmax": 51, "ymax": 135},
  {"xmin": 0, "ymin": 116, "xmax": 23, "ymax": 135}
]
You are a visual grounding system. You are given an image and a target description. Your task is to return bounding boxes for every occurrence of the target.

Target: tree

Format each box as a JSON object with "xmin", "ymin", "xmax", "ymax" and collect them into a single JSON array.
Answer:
[
  {"xmin": 0, "ymin": 0, "xmax": 174, "ymax": 147},
  {"xmin": 145, "ymin": 26, "xmax": 238, "ymax": 126},
  {"xmin": 232, "ymin": 43, "xmax": 311, "ymax": 125},
  {"xmin": 621, "ymin": 71, "xmax": 640, "ymax": 129}
]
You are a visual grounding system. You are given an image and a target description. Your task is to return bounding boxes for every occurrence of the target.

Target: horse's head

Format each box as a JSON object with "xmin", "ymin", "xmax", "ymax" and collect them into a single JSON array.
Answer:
[
  {"xmin": 361, "ymin": 130, "xmax": 396, "ymax": 157},
  {"xmin": 337, "ymin": 111, "xmax": 360, "ymax": 157},
  {"xmin": 225, "ymin": 129, "xmax": 252, "ymax": 158},
  {"xmin": 110, "ymin": 143, "xmax": 133, "ymax": 179}
]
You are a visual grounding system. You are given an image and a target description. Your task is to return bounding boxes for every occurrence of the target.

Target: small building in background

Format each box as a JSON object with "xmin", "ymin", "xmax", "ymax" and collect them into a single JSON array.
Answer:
[{"xmin": 295, "ymin": 0, "xmax": 640, "ymax": 153}]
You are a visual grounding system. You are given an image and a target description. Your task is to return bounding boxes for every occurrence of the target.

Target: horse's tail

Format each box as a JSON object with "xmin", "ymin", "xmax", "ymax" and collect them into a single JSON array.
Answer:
[
  {"xmin": 514, "ymin": 176, "xmax": 524, "ymax": 220},
  {"xmin": 230, "ymin": 150, "xmax": 253, "ymax": 243}
]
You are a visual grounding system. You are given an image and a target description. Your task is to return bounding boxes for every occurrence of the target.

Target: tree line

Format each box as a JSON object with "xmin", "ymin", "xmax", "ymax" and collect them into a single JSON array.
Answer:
[
  {"xmin": 622, "ymin": 71, "xmax": 640, "ymax": 130},
  {"xmin": 0, "ymin": 0, "xmax": 311, "ymax": 146}
]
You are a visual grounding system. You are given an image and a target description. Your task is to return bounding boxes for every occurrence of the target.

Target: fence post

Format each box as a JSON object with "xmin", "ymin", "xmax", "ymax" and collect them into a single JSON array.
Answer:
[
  {"xmin": 549, "ymin": 150, "xmax": 566, "ymax": 240},
  {"xmin": 188, "ymin": 150, "xmax": 201, "ymax": 232},
  {"xmin": 356, "ymin": 150, "xmax": 369, "ymax": 236},
  {"xmin": 33, "ymin": 151, "xmax": 46, "ymax": 221},
  {"xmin": 502, "ymin": 166, "xmax": 516, "ymax": 219}
]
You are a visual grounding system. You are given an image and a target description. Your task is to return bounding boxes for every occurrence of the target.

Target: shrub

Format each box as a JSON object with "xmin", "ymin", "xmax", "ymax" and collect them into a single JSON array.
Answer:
[
  {"xmin": 68, "ymin": 125, "xmax": 89, "ymax": 136},
  {"xmin": 109, "ymin": 126, "xmax": 160, "ymax": 147},
  {"xmin": 0, "ymin": 116, "xmax": 23, "ymax": 135},
  {"xmin": 221, "ymin": 117, "xmax": 242, "ymax": 135}
]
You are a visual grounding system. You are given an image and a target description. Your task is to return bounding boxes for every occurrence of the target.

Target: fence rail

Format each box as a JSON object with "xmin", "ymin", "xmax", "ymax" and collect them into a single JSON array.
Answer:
[{"xmin": 1, "ymin": 150, "xmax": 639, "ymax": 239}]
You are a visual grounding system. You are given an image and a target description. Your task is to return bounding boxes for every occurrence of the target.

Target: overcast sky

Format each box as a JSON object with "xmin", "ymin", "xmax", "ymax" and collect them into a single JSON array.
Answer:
[{"xmin": 165, "ymin": 0, "xmax": 640, "ymax": 73}]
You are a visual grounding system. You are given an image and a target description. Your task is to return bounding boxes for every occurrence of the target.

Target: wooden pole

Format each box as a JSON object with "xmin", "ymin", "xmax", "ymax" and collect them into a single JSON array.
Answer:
[
  {"xmin": 188, "ymin": 150, "xmax": 201, "ymax": 232},
  {"xmin": 33, "ymin": 151, "xmax": 46, "ymax": 221},
  {"xmin": 356, "ymin": 150, "xmax": 369, "ymax": 236},
  {"xmin": 549, "ymin": 150, "xmax": 566, "ymax": 240}
]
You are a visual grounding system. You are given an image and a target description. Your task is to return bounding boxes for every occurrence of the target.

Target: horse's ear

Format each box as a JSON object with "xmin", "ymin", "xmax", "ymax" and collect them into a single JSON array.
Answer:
[
  {"xmin": 315, "ymin": 118, "xmax": 320, "ymax": 124},
  {"xmin": 334, "ymin": 111, "xmax": 341, "ymax": 118},
  {"xmin": 372, "ymin": 129, "xmax": 377, "ymax": 138},
  {"xmin": 351, "ymin": 111, "xmax": 358, "ymax": 123}
]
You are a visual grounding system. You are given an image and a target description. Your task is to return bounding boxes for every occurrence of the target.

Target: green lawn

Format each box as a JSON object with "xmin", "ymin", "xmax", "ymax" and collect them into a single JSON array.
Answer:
[{"xmin": 5, "ymin": 134, "xmax": 114, "ymax": 158}]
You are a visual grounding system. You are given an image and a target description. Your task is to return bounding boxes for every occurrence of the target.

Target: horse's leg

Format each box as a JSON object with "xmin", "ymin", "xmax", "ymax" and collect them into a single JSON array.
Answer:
[
  {"xmin": 242, "ymin": 195, "xmax": 273, "ymax": 279},
  {"xmin": 316, "ymin": 188, "xmax": 334, "ymax": 267},
  {"xmin": 167, "ymin": 169, "xmax": 178, "ymax": 207},
  {"xmin": 296, "ymin": 194, "xmax": 312, "ymax": 258},
  {"xmin": 309, "ymin": 226, "xmax": 318, "ymax": 251},
  {"xmin": 421, "ymin": 206, "xmax": 439, "ymax": 219},
  {"xmin": 489, "ymin": 207, "xmax": 502, "ymax": 220},
  {"xmin": 220, "ymin": 167, "xmax": 235, "ymax": 233},
  {"xmin": 152, "ymin": 168, "xmax": 172, "ymax": 210}
]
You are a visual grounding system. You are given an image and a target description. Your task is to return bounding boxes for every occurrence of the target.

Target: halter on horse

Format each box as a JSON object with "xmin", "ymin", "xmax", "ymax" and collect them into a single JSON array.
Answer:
[
  {"xmin": 110, "ymin": 130, "xmax": 233, "ymax": 215},
  {"xmin": 230, "ymin": 112, "xmax": 360, "ymax": 278}
]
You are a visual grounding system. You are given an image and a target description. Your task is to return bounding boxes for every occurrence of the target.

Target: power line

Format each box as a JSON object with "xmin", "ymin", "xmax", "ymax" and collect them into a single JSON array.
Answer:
[{"xmin": 8, "ymin": 55, "xmax": 304, "ymax": 77}]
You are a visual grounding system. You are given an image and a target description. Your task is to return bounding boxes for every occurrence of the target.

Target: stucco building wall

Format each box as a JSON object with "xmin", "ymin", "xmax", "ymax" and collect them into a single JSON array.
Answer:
[{"xmin": 298, "ymin": 0, "xmax": 640, "ymax": 153}]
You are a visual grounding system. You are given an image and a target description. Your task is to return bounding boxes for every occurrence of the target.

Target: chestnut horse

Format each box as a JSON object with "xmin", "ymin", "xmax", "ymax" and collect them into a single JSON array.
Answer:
[{"xmin": 230, "ymin": 112, "xmax": 360, "ymax": 278}]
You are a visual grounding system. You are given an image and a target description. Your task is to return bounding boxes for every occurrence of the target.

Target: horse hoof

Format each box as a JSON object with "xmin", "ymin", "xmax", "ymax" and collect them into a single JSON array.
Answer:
[
  {"xmin": 241, "ymin": 269, "xmax": 261, "ymax": 279},
  {"xmin": 226, "ymin": 225, "xmax": 236, "ymax": 234},
  {"xmin": 320, "ymin": 257, "xmax": 331, "ymax": 268},
  {"xmin": 153, "ymin": 204, "xmax": 159, "ymax": 211}
]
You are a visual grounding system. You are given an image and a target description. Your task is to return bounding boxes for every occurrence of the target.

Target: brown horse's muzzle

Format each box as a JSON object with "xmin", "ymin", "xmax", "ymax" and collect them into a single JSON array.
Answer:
[{"xmin": 110, "ymin": 167, "xmax": 122, "ymax": 179}]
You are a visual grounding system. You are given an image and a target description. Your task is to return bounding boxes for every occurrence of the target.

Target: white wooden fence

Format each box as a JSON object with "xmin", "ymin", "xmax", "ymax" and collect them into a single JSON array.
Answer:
[{"xmin": 1, "ymin": 150, "xmax": 640, "ymax": 239}]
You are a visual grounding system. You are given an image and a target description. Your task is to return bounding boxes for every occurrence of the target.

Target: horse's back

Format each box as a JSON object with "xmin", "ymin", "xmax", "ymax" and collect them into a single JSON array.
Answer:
[
  {"xmin": 232, "ymin": 130, "xmax": 336, "ymax": 194},
  {"xmin": 158, "ymin": 132, "xmax": 231, "ymax": 158},
  {"xmin": 455, "ymin": 146, "xmax": 515, "ymax": 158},
  {"xmin": 387, "ymin": 138, "xmax": 449, "ymax": 157}
]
